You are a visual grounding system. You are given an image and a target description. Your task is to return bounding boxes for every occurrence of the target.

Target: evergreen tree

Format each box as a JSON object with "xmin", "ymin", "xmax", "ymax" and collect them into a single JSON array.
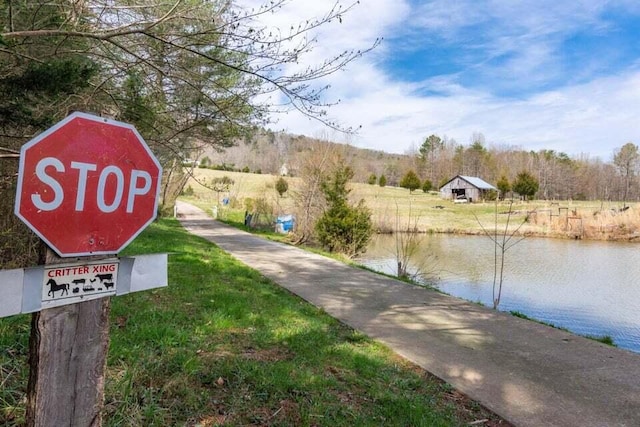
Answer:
[
  {"xmin": 275, "ymin": 177, "xmax": 289, "ymax": 197},
  {"xmin": 400, "ymin": 170, "xmax": 421, "ymax": 193},
  {"xmin": 378, "ymin": 174, "xmax": 387, "ymax": 187},
  {"xmin": 512, "ymin": 171, "xmax": 539, "ymax": 200},
  {"xmin": 496, "ymin": 175, "xmax": 511, "ymax": 199},
  {"xmin": 315, "ymin": 164, "xmax": 372, "ymax": 257}
]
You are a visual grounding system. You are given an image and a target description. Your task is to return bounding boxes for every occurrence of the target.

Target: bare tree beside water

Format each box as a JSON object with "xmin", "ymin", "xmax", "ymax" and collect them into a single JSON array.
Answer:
[{"xmin": 475, "ymin": 199, "xmax": 531, "ymax": 309}]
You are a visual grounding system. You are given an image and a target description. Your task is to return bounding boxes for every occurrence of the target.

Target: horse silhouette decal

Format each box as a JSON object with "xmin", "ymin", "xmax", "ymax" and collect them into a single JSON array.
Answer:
[{"xmin": 46, "ymin": 279, "xmax": 69, "ymax": 297}]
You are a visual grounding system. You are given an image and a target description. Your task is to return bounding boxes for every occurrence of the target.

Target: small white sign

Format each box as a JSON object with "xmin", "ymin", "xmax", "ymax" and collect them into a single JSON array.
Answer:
[
  {"xmin": 0, "ymin": 253, "xmax": 166, "ymax": 317},
  {"xmin": 42, "ymin": 260, "xmax": 118, "ymax": 308}
]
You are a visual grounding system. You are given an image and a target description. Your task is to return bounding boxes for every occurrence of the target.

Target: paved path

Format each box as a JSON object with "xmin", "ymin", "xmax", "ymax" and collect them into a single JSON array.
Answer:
[{"xmin": 177, "ymin": 201, "xmax": 640, "ymax": 427}]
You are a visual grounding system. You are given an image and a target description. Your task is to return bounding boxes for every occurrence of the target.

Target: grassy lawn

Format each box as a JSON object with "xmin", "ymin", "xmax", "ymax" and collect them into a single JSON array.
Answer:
[
  {"xmin": 0, "ymin": 218, "xmax": 506, "ymax": 426},
  {"xmin": 185, "ymin": 168, "xmax": 640, "ymax": 240}
]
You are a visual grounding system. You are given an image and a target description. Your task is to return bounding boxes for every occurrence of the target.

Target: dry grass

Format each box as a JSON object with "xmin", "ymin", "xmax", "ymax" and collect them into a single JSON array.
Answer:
[
  {"xmin": 184, "ymin": 168, "xmax": 640, "ymax": 241},
  {"xmin": 184, "ymin": 169, "xmax": 296, "ymax": 214},
  {"xmin": 528, "ymin": 204, "xmax": 640, "ymax": 240}
]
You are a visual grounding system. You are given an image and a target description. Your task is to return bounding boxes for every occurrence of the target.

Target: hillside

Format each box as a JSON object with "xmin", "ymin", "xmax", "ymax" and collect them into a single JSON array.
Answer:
[{"xmin": 195, "ymin": 131, "xmax": 410, "ymax": 185}]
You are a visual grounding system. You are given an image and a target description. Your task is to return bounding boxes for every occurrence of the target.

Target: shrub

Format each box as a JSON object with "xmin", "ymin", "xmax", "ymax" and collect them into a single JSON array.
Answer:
[
  {"xmin": 211, "ymin": 176, "xmax": 234, "ymax": 205},
  {"xmin": 378, "ymin": 174, "xmax": 387, "ymax": 187},
  {"xmin": 199, "ymin": 156, "xmax": 211, "ymax": 168},
  {"xmin": 485, "ymin": 189, "xmax": 498, "ymax": 201},
  {"xmin": 422, "ymin": 179, "xmax": 432, "ymax": 193},
  {"xmin": 496, "ymin": 175, "xmax": 511, "ymax": 199},
  {"xmin": 275, "ymin": 176, "xmax": 289, "ymax": 197},
  {"xmin": 315, "ymin": 164, "xmax": 373, "ymax": 257},
  {"xmin": 368, "ymin": 173, "xmax": 377, "ymax": 185},
  {"xmin": 181, "ymin": 185, "xmax": 194, "ymax": 196},
  {"xmin": 315, "ymin": 201, "xmax": 372, "ymax": 258},
  {"xmin": 251, "ymin": 197, "xmax": 274, "ymax": 227}
]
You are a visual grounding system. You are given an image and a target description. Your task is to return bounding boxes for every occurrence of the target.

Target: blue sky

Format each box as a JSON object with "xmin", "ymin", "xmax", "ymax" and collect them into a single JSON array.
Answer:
[
  {"xmin": 390, "ymin": 2, "xmax": 640, "ymax": 97},
  {"xmin": 240, "ymin": 0, "xmax": 640, "ymax": 160}
]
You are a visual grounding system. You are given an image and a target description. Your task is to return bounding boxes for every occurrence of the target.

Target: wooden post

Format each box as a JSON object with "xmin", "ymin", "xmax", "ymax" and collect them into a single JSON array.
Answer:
[{"xmin": 26, "ymin": 248, "xmax": 111, "ymax": 427}]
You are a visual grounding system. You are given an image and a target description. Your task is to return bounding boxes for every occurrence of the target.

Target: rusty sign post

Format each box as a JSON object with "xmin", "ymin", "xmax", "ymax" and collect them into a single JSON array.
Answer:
[{"xmin": 10, "ymin": 112, "xmax": 164, "ymax": 426}]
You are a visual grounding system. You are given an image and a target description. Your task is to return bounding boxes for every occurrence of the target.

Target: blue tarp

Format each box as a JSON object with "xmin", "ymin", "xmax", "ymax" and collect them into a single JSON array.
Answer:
[{"xmin": 276, "ymin": 214, "xmax": 294, "ymax": 233}]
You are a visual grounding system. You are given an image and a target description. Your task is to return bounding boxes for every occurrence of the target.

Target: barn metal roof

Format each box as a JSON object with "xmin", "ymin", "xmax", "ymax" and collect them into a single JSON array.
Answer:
[{"xmin": 458, "ymin": 175, "xmax": 497, "ymax": 190}]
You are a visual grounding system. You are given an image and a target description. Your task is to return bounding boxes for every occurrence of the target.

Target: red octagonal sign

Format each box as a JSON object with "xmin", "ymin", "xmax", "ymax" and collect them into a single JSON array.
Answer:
[{"xmin": 15, "ymin": 112, "xmax": 162, "ymax": 257}]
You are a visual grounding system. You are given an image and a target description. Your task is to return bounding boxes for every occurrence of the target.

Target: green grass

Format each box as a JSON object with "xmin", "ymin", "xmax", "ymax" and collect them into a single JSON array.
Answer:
[
  {"xmin": 585, "ymin": 335, "xmax": 616, "ymax": 347},
  {"xmin": 509, "ymin": 310, "xmax": 533, "ymax": 320},
  {"xmin": 510, "ymin": 311, "xmax": 616, "ymax": 346},
  {"xmin": 509, "ymin": 310, "xmax": 570, "ymax": 332},
  {"xmin": 0, "ymin": 218, "xmax": 503, "ymax": 426}
]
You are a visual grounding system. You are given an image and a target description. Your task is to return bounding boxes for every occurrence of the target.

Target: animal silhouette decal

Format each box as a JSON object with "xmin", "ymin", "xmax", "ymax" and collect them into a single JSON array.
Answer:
[
  {"xmin": 43, "ymin": 262, "xmax": 118, "ymax": 303},
  {"xmin": 46, "ymin": 279, "xmax": 69, "ymax": 297},
  {"xmin": 90, "ymin": 273, "xmax": 113, "ymax": 283}
]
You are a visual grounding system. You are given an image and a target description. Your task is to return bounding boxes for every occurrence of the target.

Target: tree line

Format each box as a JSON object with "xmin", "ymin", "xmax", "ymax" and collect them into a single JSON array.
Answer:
[
  {"xmin": 202, "ymin": 130, "xmax": 640, "ymax": 203},
  {"xmin": 402, "ymin": 135, "xmax": 639, "ymax": 203}
]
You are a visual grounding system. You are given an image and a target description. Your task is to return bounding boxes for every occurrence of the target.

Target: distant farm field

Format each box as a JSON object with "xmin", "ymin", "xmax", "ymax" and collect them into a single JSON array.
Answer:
[{"xmin": 183, "ymin": 169, "xmax": 640, "ymax": 241}]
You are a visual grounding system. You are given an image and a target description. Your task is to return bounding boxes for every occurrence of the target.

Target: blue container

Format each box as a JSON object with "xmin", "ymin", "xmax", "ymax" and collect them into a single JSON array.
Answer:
[{"xmin": 276, "ymin": 214, "xmax": 294, "ymax": 233}]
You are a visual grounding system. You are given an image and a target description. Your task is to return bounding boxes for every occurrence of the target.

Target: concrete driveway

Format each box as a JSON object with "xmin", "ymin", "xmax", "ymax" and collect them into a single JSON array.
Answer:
[{"xmin": 177, "ymin": 201, "xmax": 640, "ymax": 427}]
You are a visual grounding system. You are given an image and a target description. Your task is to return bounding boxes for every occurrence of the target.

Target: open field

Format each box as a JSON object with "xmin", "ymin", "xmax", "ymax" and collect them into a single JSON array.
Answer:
[
  {"xmin": 0, "ymin": 219, "xmax": 507, "ymax": 426},
  {"xmin": 185, "ymin": 169, "xmax": 640, "ymax": 241}
]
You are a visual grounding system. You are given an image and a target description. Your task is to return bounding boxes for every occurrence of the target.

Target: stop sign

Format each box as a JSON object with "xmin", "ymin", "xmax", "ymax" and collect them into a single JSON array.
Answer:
[{"xmin": 15, "ymin": 112, "xmax": 162, "ymax": 257}]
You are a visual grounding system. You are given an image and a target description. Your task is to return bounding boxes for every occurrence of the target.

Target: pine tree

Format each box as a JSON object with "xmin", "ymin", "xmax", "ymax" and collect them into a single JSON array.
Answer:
[
  {"xmin": 512, "ymin": 172, "xmax": 539, "ymax": 201},
  {"xmin": 315, "ymin": 164, "xmax": 373, "ymax": 257},
  {"xmin": 400, "ymin": 170, "xmax": 421, "ymax": 193}
]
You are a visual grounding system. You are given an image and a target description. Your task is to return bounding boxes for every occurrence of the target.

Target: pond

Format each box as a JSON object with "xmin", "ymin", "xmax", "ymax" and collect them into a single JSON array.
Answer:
[{"xmin": 357, "ymin": 233, "xmax": 640, "ymax": 353}]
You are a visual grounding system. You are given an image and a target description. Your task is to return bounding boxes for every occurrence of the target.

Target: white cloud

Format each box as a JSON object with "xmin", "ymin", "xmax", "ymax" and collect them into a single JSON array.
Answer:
[
  {"xmin": 274, "ymin": 65, "xmax": 640, "ymax": 159},
  {"xmin": 234, "ymin": 1, "xmax": 640, "ymax": 160}
]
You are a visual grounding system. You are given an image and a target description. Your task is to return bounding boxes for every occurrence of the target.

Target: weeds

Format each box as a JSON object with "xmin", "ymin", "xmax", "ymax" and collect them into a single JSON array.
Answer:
[
  {"xmin": 510, "ymin": 311, "xmax": 616, "ymax": 344},
  {"xmin": 585, "ymin": 335, "xmax": 616, "ymax": 347},
  {"xmin": 508, "ymin": 310, "xmax": 568, "ymax": 331}
]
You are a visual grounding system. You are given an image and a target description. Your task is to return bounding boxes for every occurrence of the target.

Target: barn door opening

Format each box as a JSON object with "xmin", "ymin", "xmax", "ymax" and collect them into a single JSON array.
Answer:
[{"xmin": 453, "ymin": 188, "xmax": 466, "ymax": 199}]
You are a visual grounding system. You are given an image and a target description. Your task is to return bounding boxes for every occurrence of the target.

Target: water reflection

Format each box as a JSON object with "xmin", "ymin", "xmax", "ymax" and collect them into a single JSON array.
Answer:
[{"xmin": 358, "ymin": 233, "xmax": 640, "ymax": 353}]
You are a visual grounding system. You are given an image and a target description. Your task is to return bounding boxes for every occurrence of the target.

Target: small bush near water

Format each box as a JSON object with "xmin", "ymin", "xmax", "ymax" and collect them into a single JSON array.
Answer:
[{"xmin": 0, "ymin": 219, "xmax": 507, "ymax": 426}]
